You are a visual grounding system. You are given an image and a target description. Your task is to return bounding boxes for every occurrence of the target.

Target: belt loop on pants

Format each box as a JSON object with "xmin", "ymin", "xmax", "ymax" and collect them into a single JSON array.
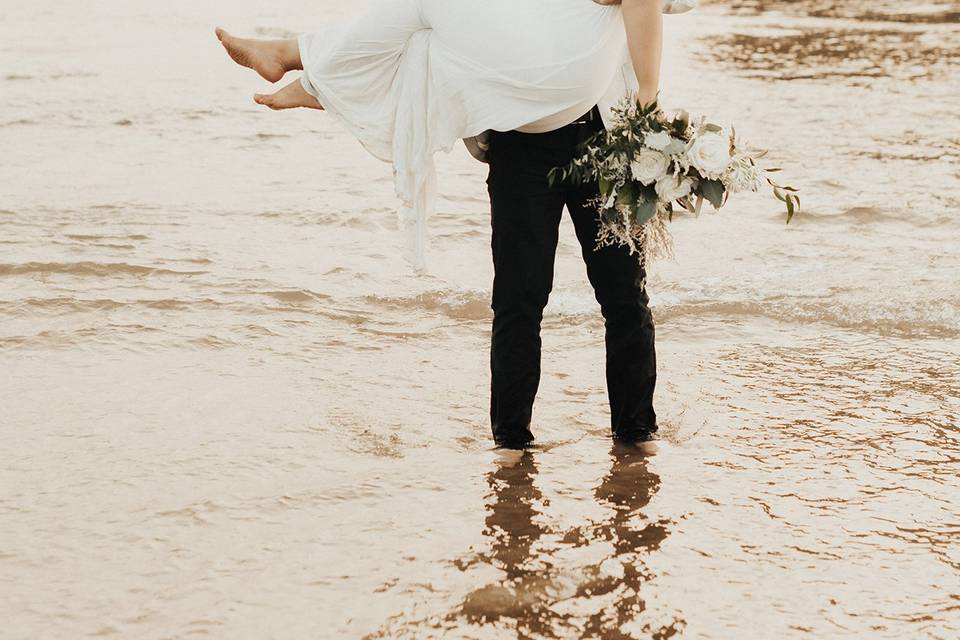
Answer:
[{"xmin": 570, "ymin": 105, "xmax": 601, "ymax": 126}]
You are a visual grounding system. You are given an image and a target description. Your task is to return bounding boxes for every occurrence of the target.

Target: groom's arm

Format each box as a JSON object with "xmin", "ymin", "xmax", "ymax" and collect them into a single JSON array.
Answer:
[
  {"xmin": 593, "ymin": 0, "xmax": 664, "ymax": 105},
  {"xmin": 622, "ymin": 0, "xmax": 663, "ymax": 104}
]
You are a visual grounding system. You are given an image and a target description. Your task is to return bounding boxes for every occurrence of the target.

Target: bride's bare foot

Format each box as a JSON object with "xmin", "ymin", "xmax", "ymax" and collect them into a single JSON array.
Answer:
[
  {"xmin": 215, "ymin": 27, "xmax": 300, "ymax": 83},
  {"xmin": 254, "ymin": 78, "xmax": 323, "ymax": 111}
]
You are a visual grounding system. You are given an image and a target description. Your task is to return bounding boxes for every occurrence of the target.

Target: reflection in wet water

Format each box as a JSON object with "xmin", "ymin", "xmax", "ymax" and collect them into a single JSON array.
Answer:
[
  {"xmin": 373, "ymin": 446, "xmax": 680, "ymax": 638},
  {"xmin": 471, "ymin": 447, "xmax": 676, "ymax": 638}
]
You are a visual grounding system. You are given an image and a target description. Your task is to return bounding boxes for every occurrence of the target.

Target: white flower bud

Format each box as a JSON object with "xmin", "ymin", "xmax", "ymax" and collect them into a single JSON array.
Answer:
[{"xmin": 643, "ymin": 130, "xmax": 674, "ymax": 151}]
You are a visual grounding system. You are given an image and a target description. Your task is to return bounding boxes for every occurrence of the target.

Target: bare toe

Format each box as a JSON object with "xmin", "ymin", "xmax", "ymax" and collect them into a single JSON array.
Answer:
[{"xmin": 252, "ymin": 80, "xmax": 322, "ymax": 111}]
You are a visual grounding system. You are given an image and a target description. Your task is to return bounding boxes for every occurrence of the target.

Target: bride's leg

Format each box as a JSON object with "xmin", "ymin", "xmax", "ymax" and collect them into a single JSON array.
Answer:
[
  {"xmin": 250, "ymin": 1, "xmax": 425, "ymax": 112},
  {"xmin": 215, "ymin": 28, "xmax": 302, "ymax": 83},
  {"xmin": 254, "ymin": 77, "xmax": 323, "ymax": 111}
]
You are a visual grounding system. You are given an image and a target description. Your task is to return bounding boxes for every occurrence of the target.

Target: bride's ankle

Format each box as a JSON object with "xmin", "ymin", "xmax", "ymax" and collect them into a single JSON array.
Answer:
[{"xmin": 279, "ymin": 38, "xmax": 303, "ymax": 71}]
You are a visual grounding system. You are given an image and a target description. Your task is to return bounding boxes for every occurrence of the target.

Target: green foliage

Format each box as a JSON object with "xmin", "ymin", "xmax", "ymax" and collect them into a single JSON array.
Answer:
[
  {"xmin": 545, "ymin": 91, "xmax": 802, "ymax": 248},
  {"xmin": 616, "ymin": 182, "xmax": 636, "ymax": 211},
  {"xmin": 636, "ymin": 199, "xmax": 658, "ymax": 225},
  {"xmin": 768, "ymin": 177, "xmax": 802, "ymax": 223},
  {"xmin": 701, "ymin": 179, "xmax": 725, "ymax": 210}
]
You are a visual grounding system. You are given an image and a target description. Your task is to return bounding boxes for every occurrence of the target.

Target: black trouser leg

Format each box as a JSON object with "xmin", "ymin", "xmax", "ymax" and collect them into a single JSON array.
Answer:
[
  {"xmin": 485, "ymin": 108, "xmax": 658, "ymax": 447},
  {"xmin": 566, "ymin": 183, "xmax": 658, "ymax": 441},
  {"xmin": 486, "ymin": 130, "xmax": 566, "ymax": 448}
]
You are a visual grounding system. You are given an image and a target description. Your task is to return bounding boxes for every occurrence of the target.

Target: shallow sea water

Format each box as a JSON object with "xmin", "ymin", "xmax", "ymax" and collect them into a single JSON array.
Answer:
[{"xmin": 1, "ymin": 1, "xmax": 959, "ymax": 638}]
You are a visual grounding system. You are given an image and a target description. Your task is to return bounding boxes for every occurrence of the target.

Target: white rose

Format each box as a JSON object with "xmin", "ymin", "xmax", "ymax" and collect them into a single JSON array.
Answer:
[
  {"xmin": 643, "ymin": 130, "xmax": 673, "ymax": 151},
  {"xmin": 685, "ymin": 131, "xmax": 731, "ymax": 179},
  {"xmin": 630, "ymin": 149, "xmax": 670, "ymax": 185},
  {"xmin": 655, "ymin": 173, "xmax": 694, "ymax": 202}
]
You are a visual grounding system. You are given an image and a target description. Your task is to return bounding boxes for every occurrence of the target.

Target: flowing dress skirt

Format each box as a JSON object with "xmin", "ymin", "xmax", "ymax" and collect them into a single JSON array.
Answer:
[{"xmin": 297, "ymin": 0, "xmax": 692, "ymax": 269}]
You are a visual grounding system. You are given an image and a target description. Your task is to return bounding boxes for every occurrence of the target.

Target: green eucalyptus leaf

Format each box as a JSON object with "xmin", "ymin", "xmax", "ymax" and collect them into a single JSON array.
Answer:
[
  {"xmin": 635, "ymin": 200, "xmax": 657, "ymax": 225},
  {"xmin": 701, "ymin": 179, "xmax": 725, "ymax": 209},
  {"xmin": 639, "ymin": 182, "xmax": 657, "ymax": 202},
  {"xmin": 616, "ymin": 181, "xmax": 636, "ymax": 208},
  {"xmin": 599, "ymin": 176, "xmax": 611, "ymax": 197}
]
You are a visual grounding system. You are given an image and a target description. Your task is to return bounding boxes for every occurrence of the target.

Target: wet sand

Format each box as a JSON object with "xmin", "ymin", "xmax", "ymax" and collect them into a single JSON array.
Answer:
[{"xmin": 1, "ymin": 1, "xmax": 958, "ymax": 638}]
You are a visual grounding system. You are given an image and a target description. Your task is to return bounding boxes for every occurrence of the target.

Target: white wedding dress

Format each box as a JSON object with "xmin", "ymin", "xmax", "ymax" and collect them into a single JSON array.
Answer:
[{"xmin": 297, "ymin": 0, "xmax": 697, "ymax": 270}]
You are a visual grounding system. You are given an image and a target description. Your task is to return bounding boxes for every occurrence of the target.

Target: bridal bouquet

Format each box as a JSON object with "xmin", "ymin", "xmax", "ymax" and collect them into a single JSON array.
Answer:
[{"xmin": 548, "ymin": 94, "xmax": 800, "ymax": 263}]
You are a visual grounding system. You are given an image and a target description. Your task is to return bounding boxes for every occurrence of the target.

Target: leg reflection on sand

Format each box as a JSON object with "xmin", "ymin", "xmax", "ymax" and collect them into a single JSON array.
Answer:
[{"xmin": 458, "ymin": 444, "xmax": 683, "ymax": 638}]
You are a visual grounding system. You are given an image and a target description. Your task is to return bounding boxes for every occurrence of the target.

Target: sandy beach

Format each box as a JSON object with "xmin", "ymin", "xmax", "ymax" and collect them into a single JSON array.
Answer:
[{"xmin": 1, "ymin": 0, "xmax": 959, "ymax": 637}]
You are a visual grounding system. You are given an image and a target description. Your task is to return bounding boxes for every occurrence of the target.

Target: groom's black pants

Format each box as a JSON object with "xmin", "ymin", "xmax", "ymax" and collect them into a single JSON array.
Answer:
[{"xmin": 486, "ymin": 106, "xmax": 658, "ymax": 449}]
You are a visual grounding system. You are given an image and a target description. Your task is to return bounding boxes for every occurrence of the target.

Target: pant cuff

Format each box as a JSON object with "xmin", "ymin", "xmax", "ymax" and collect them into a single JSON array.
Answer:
[
  {"xmin": 493, "ymin": 436, "xmax": 535, "ymax": 450},
  {"xmin": 612, "ymin": 425, "xmax": 658, "ymax": 443}
]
